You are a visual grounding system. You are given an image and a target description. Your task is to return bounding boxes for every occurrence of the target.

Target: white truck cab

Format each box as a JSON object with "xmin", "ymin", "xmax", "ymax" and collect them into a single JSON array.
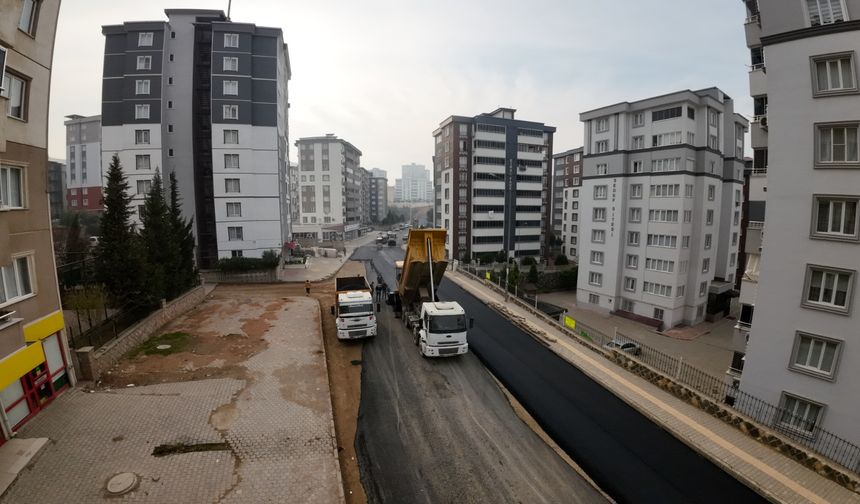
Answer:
[
  {"xmin": 334, "ymin": 280, "xmax": 377, "ymax": 340},
  {"xmin": 416, "ymin": 302, "xmax": 469, "ymax": 357}
]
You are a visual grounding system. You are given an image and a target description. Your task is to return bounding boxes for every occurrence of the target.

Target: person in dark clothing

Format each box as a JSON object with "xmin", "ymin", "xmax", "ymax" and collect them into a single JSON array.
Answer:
[{"xmin": 305, "ymin": 280, "xmax": 311, "ymax": 296}]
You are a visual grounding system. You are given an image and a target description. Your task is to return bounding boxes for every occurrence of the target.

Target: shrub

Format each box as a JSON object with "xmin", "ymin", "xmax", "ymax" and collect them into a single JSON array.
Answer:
[
  {"xmin": 555, "ymin": 254, "xmax": 569, "ymax": 266},
  {"xmin": 527, "ymin": 264, "xmax": 539, "ymax": 284},
  {"xmin": 217, "ymin": 251, "xmax": 280, "ymax": 272},
  {"xmin": 558, "ymin": 267, "xmax": 578, "ymax": 290},
  {"xmin": 521, "ymin": 256, "xmax": 536, "ymax": 266}
]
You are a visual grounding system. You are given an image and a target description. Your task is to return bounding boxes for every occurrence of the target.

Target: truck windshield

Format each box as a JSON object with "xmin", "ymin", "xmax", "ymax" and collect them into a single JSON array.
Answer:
[
  {"xmin": 428, "ymin": 314, "xmax": 466, "ymax": 333},
  {"xmin": 340, "ymin": 303, "xmax": 373, "ymax": 316}
]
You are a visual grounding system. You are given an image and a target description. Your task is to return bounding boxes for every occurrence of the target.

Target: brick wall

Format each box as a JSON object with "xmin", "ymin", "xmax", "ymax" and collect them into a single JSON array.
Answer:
[{"xmin": 75, "ymin": 286, "xmax": 206, "ymax": 381}]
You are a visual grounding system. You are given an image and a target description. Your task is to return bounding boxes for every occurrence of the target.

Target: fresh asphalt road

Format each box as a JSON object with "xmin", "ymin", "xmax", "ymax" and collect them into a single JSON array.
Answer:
[
  {"xmin": 352, "ymin": 246, "xmax": 606, "ymax": 504},
  {"xmin": 363, "ymin": 245, "xmax": 767, "ymax": 504}
]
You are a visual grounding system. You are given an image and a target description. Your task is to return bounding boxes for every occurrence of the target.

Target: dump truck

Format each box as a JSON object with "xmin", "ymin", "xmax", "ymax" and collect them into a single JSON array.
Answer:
[
  {"xmin": 392, "ymin": 229, "xmax": 470, "ymax": 357},
  {"xmin": 332, "ymin": 276, "xmax": 377, "ymax": 340}
]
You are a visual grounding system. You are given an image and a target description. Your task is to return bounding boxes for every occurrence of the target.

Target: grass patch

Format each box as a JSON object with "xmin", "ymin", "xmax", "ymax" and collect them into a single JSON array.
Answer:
[{"xmin": 136, "ymin": 331, "xmax": 192, "ymax": 356}]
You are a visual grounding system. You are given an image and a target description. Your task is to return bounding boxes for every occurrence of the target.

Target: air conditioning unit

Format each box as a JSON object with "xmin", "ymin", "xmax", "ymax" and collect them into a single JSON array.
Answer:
[{"xmin": 760, "ymin": 116, "xmax": 768, "ymax": 128}]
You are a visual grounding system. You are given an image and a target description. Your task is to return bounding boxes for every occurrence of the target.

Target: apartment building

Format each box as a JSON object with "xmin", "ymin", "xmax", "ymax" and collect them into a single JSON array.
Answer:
[
  {"xmin": 576, "ymin": 88, "xmax": 747, "ymax": 329},
  {"xmin": 64, "ymin": 114, "xmax": 103, "ymax": 212},
  {"xmin": 552, "ymin": 147, "xmax": 583, "ymax": 261},
  {"xmin": 357, "ymin": 167, "xmax": 370, "ymax": 226},
  {"xmin": 0, "ymin": 0, "xmax": 76, "ymax": 439},
  {"xmin": 736, "ymin": 0, "xmax": 860, "ymax": 447},
  {"xmin": 433, "ymin": 108, "xmax": 555, "ymax": 261},
  {"xmin": 46, "ymin": 160, "xmax": 66, "ymax": 220},
  {"xmin": 561, "ymin": 186, "xmax": 581, "ymax": 262},
  {"xmin": 395, "ymin": 163, "xmax": 433, "ymax": 202},
  {"xmin": 101, "ymin": 9, "xmax": 291, "ymax": 267},
  {"xmin": 369, "ymin": 168, "xmax": 388, "ymax": 222},
  {"xmin": 293, "ymin": 134, "xmax": 363, "ymax": 241}
]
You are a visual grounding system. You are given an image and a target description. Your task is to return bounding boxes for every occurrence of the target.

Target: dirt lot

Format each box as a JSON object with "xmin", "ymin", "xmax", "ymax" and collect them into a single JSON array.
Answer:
[{"xmin": 101, "ymin": 263, "xmax": 369, "ymax": 504}]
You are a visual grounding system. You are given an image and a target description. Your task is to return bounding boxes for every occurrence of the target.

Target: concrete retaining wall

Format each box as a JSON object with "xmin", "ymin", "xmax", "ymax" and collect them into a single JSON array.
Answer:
[{"xmin": 75, "ymin": 286, "xmax": 207, "ymax": 381}]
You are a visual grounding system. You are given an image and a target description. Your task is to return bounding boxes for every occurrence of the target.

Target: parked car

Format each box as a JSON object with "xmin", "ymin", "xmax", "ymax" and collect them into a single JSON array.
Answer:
[{"xmin": 603, "ymin": 339, "xmax": 642, "ymax": 356}]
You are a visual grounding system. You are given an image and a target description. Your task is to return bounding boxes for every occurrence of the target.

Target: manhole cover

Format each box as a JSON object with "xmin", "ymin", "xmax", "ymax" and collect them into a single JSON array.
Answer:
[
  {"xmin": 156, "ymin": 344, "xmax": 172, "ymax": 350},
  {"xmin": 106, "ymin": 472, "xmax": 138, "ymax": 495}
]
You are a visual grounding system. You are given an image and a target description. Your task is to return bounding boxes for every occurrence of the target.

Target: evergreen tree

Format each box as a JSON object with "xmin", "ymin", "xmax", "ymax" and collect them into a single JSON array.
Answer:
[
  {"xmin": 528, "ymin": 263, "xmax": 539, "ymax": 284},
  {"xmin": 95, "ymin": 154, "xmax": 141, "ymax": 304},
  {"xmin": 64, "ymin": 213, "xmax": 88, "ymax": 264},
  {"xmin": 168, "ymin": 172, "xmax": 198, "ymax": 297},
  {"xmin": 139, "ymin": 172, "xmax": 178, "ymax": 302}
]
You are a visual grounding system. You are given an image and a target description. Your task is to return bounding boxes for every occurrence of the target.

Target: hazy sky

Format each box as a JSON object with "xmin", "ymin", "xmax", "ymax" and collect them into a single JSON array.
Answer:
[{"xmin": 49, "ymin": 0, "xmax": 752, "ymax": 181}]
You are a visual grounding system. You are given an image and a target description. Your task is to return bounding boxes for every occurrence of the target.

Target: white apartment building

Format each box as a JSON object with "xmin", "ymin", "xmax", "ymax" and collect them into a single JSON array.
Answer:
[
  {"xmin": 64, "ymin": 114, "xmax": 103, "ymax": 212},
  {"xmin": 394, "ymin": 163, "xmax": 433, "ymax": 202},
  {"xmin": 100, "ymin": 10, "xmax": 291, "ymax": 267},
  {"xmin": 576, "ymin": 88, "xmax": 747, "ymax": 329},
  {"xmin": 554, "ymin": 147, "xmax": 583, "ymax": 262},
  {"xmin": 432, "ymin": 108, "xmax": 555, "ymax": 261},
  {"xmin": 293, "ymin": 134, "xmax": 363, "ymax": 241},
  {"xmin": 561, "ymin": 186, "xmax": 581, "ymax": 262},
  {"xmin": 737, "ymin": 0, "xmax": 860, "ymax": 449}
]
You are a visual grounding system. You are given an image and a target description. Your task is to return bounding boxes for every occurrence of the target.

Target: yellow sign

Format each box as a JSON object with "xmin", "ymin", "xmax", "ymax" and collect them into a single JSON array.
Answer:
[
  {"xmin": 564, "ymin": 316, "xmax": 576, "ymax": 330},
  {"xmin": 0, "ymin": 343, "xmax": 46, "ymax": 390},
  {"xmin": 23, "ymin": 310, "xmax": 65, "ymax": 342},
  {"xmin": 485, "ymin": 271, "xmax": 491, "ymax": 280}
]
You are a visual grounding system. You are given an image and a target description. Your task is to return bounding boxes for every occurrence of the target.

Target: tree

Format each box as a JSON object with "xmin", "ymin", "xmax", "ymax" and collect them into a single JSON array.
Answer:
[
  {"xmin": 527, "ymin": 263, "xmax": 539, "ymax": 284},
  {"xmin": 425, "ymin": 207, "xmax": 434, "ymax": 226},
  {"xmin": 95, "ymin": 154, "xmax": 142, "ymax": 304},
  {"xmin": 495, "ymin": 250, "xmax": 507, "ymax": 263},
  {"xmin": 64, "ymin": 213, "xmax": 88, "ymax": 264},
  {"xmin": 168, "ymin": 172, "xmax": 198, "ymax": 298},
  {"xmin": 558, "ymin": 267, "xmax": 578, "ymax": 290},
  {"xmin": 555, "ymin": 254, "xmax": 569, "ymax": 266},
  {"xmin": 520, "ymin": 256, "xmax": 536, "ymax": 266},
  {"xmin": 139, "ymin": 172, "xmax": 180, "ymax": 302},
  {"xmin": 506, "ymin": 265, "xmax": 520, "ymax": 293}
]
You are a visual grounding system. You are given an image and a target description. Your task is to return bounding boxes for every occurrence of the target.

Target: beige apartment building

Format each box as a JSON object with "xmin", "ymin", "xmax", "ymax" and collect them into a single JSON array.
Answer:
[{"xmin": 0, "ymin": 0, "xmax": 74, "ymax": 440}]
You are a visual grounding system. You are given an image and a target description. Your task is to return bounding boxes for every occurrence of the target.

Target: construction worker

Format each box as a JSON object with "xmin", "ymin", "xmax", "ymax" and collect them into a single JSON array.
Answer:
[{"xmin": 305, "ymin": 279, "xmax": 311, "ymax": 296}]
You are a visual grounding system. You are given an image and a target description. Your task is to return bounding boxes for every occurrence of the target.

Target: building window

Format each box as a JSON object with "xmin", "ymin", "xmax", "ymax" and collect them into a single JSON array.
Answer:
[
  {"xmin": 588, "ymin": 293, "xmax": 600, "ymax": 304},
  {"xmin": 228, "ymin": 226, "xmax": 244, "ymax": 241},
  {"xmin": 168, "ymin": 77, "xmax": 173, "ymax": 85},
  {"xmin": 590, "ymin": 251, "xmax": 604, "ymax": 265},
  {"xmin": 0, "ymin": 166, "xmax": 24, "ymax": 209},
  {"xmin": 18, "ymin": 0, "xmax": 39, "ymax": 35},
  {"xmin": 592, "ymin": 230, "xmax": 605, "ymax": 243},
  {"xmin": 631, "ymin": 160, "xmax": 643, "ymax": 173},
  {"xmin": 136, "ymin": 55, "xmax": 152, "ymax": 70},
  {"xmin": 625, "ymin": 254, "xmax": 638, "ymax": 269},
  {"xmin": 816, "ymin": 123, "xmax": 859, "ymax": 166},
  {"xmin": 135, "ymin": 129, "xmax": 152, "ymax": 145},
  {"xmin": 699, "ymin": 281, "xmax": 707, "ymax": 297},
  {"xmin": 136, "ymin": 179, "xmax": 152, "ymax": 195},
  {"xmin": 224, "ymin": 154, "xmax": 240, "ymax": 169},
  {"xmin": 167, "ymin": 148, "xmax": 174, "ymax": 157},
  {"xmin": 224, "ymin": 129, "xmax": 239, "ymax": 144},
  {"xmin": 652, "ymin": 106, "xmax": 682, "ymax": 122},
  {"xmin": 624, "ymin": 277, "xmax": 636, "ymax": 292},
  {"xmin": 225, "ymin": 178, "xmax": 241, "ymax": 193},
  {"xmin": 702, "ymin": 258, "xmax": 710, "ymax": 273},
  {"xmin": 647, "ymin": 234, "xmax": 677, "ymax": 248},
  {"xmin": 596, "ymin": 140, "xmax": 609, "ymax": 153},
  {"xmin": 650, "ymin": 184, "xmax": 680, "ymax": 197},
  {"xmin": 790, "ymin": 331, "xmax": 841, "ymax": 379},
  {"xmin": 223, "ymin": 80, "xmax": 239, "ymax": 96},
  {"xmin": 593, "ymin": 207, "xmax": 606, "ymax": 221},
  {"xmin": 594, "ymin": 185, "xmax": 608, "ymax": 199},
  {"xmin": 138, "ymin": 32, "xmax": 153, "ymax": 47},
  {"xmin": 812, "ymin": 195, "xmax": 859, "ymax": 240},
  {"xmin": 706, "ymin": 209, "xmax": 714, "ymax": 225},
  {"xmin": 627, "ymin": 231, "xmax": 640, "ymax": 246},
  {"xmin": 708, "ymin": 185, "xmax": 716, "ymax": 200},
  {"xmin": 652, "ymin": 158, "xmax": 680, "ymax": 172},
  {"xmin": 223, "ymin": 105, "xmax": 239, "ymax": 120},
  {"xmin": 803, "ymin": 265, "xmax": 853, "ymax": 313},
  {"xmin": 135, "ymin": 104, "xmax": 150, "ymax": 120},
  {"xmin": 646, "ymin": 258, "xmax": 674, "ymax": 273},
  {"xmin": 649, "ymin": 209, "xmax": 678, "ymax": 223},
  {"xmin": 231, "ymin": 250, "xmax": 243, "ymax": 258},
  {"xmin": 630, "ymin": 184, "xmax": 643, "ymax": 199},
  {"xmin": 632, "ymin": 136, "xmax": 644, "ymax": 149},
  {"xmin": 224, "ymin": 33, "xmax": 239, "ymax": 48},
  {"xmin": 596, "ymin": 163, "xmax": 608, "ymax": 175},
  {"xmin": 135, "ymin": 155, "xmax": 151, "ymax": 171},
  {"xmin": 0, "ymin": 255, "xmax": 33, "ymax": 305},
  {"xmin": 805, "ymin": 0, "xmax": 846, "ymax": 26},
  {"xmin": 632, "ymin": 112, "xmax": 644, "ymax": 127},
  {"xmin": 652, "ymin": 132, "xmax": 682, "ymax": 147},
  {"xmin": 643, "ymin": 282, "xmax": 672, "ymax": 297},
  {"xmin": 629, "ymin": 207, "xmax": 641, "ymax": 223},
  {"xmin": 732, "ymin": 232, "xmax": 738, "ymax": 245},
  {"xmin": 709, "ymin": 109, "xmax": 719, "ymax": 127},
  {"xmin": 135, "ymin": 79, "xmax": 150, "ymax": 95},
  {"xmin": 1, "ymin": 72, "xmax": 27, "ymax": 120},
  {"xmin": 811, "ymin": 53, "xmax": 857, "ymax": 96},
  {"xmin": 778, "ymin": 393, "xmax": 823, "ymax": 435},
  {"xmin": 596, "ymin": 118, "xmax": 609, "ymax": 132},
  {"xmin": 226, "ymin": 202, "xmax": 242, "ymax": 217},
  {"xmin": 588, "ymin": 272, "xmax": 603, "ymax": 287},
  {"xmin": 684, "ymin": 210, "xmax": 692, "ymax": 223},
  {"xmin": 223, "ymin": 56, "xmax": 239, "ymax": 72},
  {"xmin": 704, "ymin": 233, "xmax": 712, "ymax": 249}
]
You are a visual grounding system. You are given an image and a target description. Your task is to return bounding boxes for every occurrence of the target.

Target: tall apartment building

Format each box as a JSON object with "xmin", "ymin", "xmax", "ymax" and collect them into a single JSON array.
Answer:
[
  {"xmin": 552, "ymin": 147, "xmax": 583, "ymax": 259},
  {"xmin": 394, "ymin": 163, "xmax": 433, "ymax": 202},
  {"xmin": 433, "ymin": 108, "xmax": 555, "ymax": 261},
  {"xmin": 294, "ymin": 134, "xmax": 363, "ymax": 240},
  {"xmin": 561, "ymin": 186, "xmax": 581, "ymax": 262},
  {"xmin": 357, "ymin": 167, "xmax": 370, "ymax": 226},
  {"xmin": 46, "ymin": 160, "xmax": 66, "ymax": 220},
  {"xmin": 0, "ymin": 0, "xmax": 76, "ymax": 438},
  {"xmin": 369, "ymin": 168, "xmax": 388, "ymax": 222},
  {"xmin": 288, "ymin": 160, "xmax": 299, "ymax": 225},
  {"xmin": 101, "ymin": 9, "xmax": 291, "ymax": 267},
  {"xmin": 64, "ymin": 114, "xmax": 103, "ymax": 212},
  {"xmin": 576, "ymin": 89, "xmax": 747, "ymax": 329},
  {"xmin": 736, "ymin": 0, "xmax": 860, "ymax": 447}
]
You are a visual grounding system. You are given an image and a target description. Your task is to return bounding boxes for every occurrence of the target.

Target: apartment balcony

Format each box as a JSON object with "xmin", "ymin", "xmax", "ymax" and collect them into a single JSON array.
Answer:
[
  {"xmin": 749, "ymin": 66, "xmax": 767, "ymax": 97},
  {"xmin": 744, "ymin": 15, "xmax": 761, "ymax": 47},
  {"xmin": 745, "ymin": 222, "xmax": 764, "ymax": 254},
  {"xmin": 750, "ymin": 119, "xmax": 768, "ymax": 149}
]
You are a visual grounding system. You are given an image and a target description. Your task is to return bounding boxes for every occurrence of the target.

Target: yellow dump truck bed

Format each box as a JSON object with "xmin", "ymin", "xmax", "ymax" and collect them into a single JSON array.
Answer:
[{"xmin": 397, "ymin": 229, "xmax": 448, "ymax": 306}]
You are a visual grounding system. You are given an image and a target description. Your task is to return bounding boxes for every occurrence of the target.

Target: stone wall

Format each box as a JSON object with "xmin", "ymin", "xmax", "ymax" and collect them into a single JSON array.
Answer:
[{"xmin": 75, "ymin": 286, "xmax": 207, "ymax": 381}]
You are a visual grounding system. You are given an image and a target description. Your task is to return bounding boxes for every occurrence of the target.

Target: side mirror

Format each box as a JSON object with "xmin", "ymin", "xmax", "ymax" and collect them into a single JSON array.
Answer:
[
  {"xmin": 469, "ymin": 318, "xmax": 475, "ymax": 329},
  {"xmin": 330, "ymin": 306, "xmax": 335, "ymax": 316}
]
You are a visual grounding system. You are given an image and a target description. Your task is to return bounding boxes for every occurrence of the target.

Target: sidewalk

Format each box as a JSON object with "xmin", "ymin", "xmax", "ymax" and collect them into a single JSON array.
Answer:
[
  {"xmin": 447, "ymin": 271, "xmax": 860, "ymax": 504},
  {"xmin": 279, "ymin": 233, "xmax": 378, "ymax": 283}
]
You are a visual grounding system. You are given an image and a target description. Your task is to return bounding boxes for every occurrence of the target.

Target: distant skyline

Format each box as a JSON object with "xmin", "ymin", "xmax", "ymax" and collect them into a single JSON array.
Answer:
[{"xmin": 49, "ymin": 0, "xmax": 751, "ymax": 182}]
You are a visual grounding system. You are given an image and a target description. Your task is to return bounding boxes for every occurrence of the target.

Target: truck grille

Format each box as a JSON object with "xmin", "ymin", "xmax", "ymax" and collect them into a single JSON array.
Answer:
[
  {"xmin": 438, "ymin": 347, "xmax": 459, "ymax": 355},
  {"xmin": 349, "ymin": 329, "xmax": 367, "ymax": 337}
]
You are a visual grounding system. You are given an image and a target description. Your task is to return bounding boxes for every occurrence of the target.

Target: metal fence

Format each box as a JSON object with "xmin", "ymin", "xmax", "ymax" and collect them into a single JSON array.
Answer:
[
  {"xmin": 67, "ymin": 302, "xmax": 158, "ymax": 350},
  {"xmin": 457, "ymin": 263, "xmax": 860, "ymax": 475},
  {"xmin": 200, "ymin": 269, "xmax": 278, "ymax": 284}
]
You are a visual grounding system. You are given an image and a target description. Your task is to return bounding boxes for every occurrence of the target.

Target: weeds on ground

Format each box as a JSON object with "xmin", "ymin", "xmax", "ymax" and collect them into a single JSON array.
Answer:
[{"xmin": 135, "ymin": 331, "xmax": 192, "ymax": 356}]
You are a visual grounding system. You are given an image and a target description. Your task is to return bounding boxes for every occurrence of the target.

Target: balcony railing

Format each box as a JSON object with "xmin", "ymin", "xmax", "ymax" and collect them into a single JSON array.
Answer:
[
  {"xmin": 745, "ymin": 13, "xmax": 760, "ymax": 25},
  {"xmin": 748, "ymin": 220, "xmax": 764, "ymax": 229}
]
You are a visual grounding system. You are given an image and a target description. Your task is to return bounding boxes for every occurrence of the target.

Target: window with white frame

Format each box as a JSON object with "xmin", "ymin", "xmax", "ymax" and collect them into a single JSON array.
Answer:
[
  {"xmin": 682, "ymin": 235, "xmax": 691, "ymax": 248},
  {"xmin": 135, "ymin": 104, "xmax": 150, "ymax": 120},
  {"xmin": 225, "ymin": 178, "xmax": 241, "ymax": 193},
  {"xmin": 228, "ymin": 226, "xmax": 244, "ymax": 241},
  {"xmin": 226, "ymin": 202, "xmax": 242, "ymax": 217},
  {"xmin": 624, "ymin": 277, "xmax": 636, "ymax": 292},
  {"xmin": 223, "ymin": 56, "xmax": 239, "ymax": 71},
  {"xmin": 687, "ymin": 132, "xmax": 695, "ymax": 144},
  {"xmin": 647, "ymin": 234, "xmax": 677, "ymax": 248},
  {"xmin": 596, "ymin": 140, "xmax": 609, "ymax": 153},
  {"xmin": 706, "ymin": 209, "xmax": 714, "ymax": 225},
  {"xmin": 708, "ymin": 135, "xmax": 720, "ymax": 150},
  {"xmin": 677, "ymin": 285, "xmax": 685, "ymax": 297},
  {"xmin": 136, "ymin": 55, "xmax": 151, "ymax": 70},
  {"xmin": 680, "ymin": 260, "xmax": 688, "ymax": 274},
  {"xmin": 643, "ymin": 281, "xmax": 672, "ymax": 297},
  {"xmin": 702, "ymin": 258, "xmax": 710, "ymax": 273},
  {"xmin": 778, "ymin": 393, "xmax": 823, "ymax": 434},
  {"xmin": 652, "ymin": 132, "xmax": 681, "ymax": 147},
  {"xmin": 596, "ymin": 118, "xmax": 609, "ymax": 132},
  {"xmin": 625, "ymin": 254, "xmax": 639, "ymax": 269},
  {"xmin": 649, "ymin": 209, "xmax": 678, "ymax": 223},
  {"xmin": 0, "ymin": 165, "xmax": 24, "ymax": 209},
  {"xmin": 631, "ymin": 160, "xmax": 643, "ymax": 173},
  {"xmin": 730, "ymin": 253, "xmax": 737, "ymax": 267},
  {"xmin": 732, "ymin": 232, "xmax": 738, "ymax": 245},
  {"xmin": 18, "ymin": 0, "xmax": 39, "ymax": 34},
  {"xmin": 2, "ymin": 72, "xmax": 27, "ymax": 120},
  {"xmin": 590, "ymin": 251, "xmax": 604, "ymax": 265},
  {"xmin": 650, "ymin": 184, "xmax": 679, "ymax": 197},
  {"xmin": 704, "ymin": 233, "xmax": 713, "ymax": 249},
  {"xmin": 813, "ymin": 196, "xmax": 859, "ymax": 240},
  {"xmin": 596, "ymin": 163, "xmax": 608, "ymax": 175},
  {"xmin": 812, "ymin": 53, "xmax": 856, "ymax": 95},
  {"xmin": 652, "ymin": 158, "xmax": 680, "ymax": 172},
  {"xmin": 684, "ymin": 210, "xmax": 692, "ymax": 223},
  {"xmin": 734, "ymin": 210, "xmax": 740, "ymax": 225},
  {"xmin": 135, "ymin": 155, "xmax": 151, "ymax": 171},
  {"xmin": 805, "ymin": 0, "xmax": 846, "ymax": 26},
  {"xmin": 816, "ymin": 123, "xmax": 859, "ymax": 165},
  {"xmin": 621, "ymin": 299, "xmax": 635, "ymax": 311},
  {"xmin": 134, "ymin": 80, "xmax": 151, "ymax": 96},
  {"xmin": 224, "ymin": 154, "xmax": 240, "ymax": 169},
  {"xmin": 136, "ymin": 179, "xmax": 152, "ymax": 195},
  {"xmin": 627, "ymin": 231, "xmax": 640, "ymax": 246},
  {"xmin": 593, "ymin": 207, "xmax": 606, "ymax": 222},
  {"xmin": 804, "ymin": 265, "xmax": 853, "ymax": 312},
  {"xmin": 588, "ymin": 293, "xmax": 600, "ymax": 304},
  {"xmin": 708, "ymin": 109, "xmax": 719, "ymax": 127},
  {"xmin": 224, "ymin": 129, "xmax": 239, "ymax": 144},
  {"xmin": 632, "ymin": 136, "xmax": 644, "ymax": 149},
  {"xmin": 138, "ymin": 32, "xmax": 153, "ymax": 47},
  {"xmin": 224, "ymin": 33, "xmax": 240, "ymax": 48},
  {"xmin": 592, "ymin": 230, "xmax": 605, "ymax": 243},
  {"xmin": 223, "ymin": 104, "xmax": 239, "ymax": 120},
  {"xmin": 632, "ymin": 112, "xmax": 644, "ymax": 127},
  {"xmin": 0, "ymin": 255, "xmax": 33, "ymax": 305},
  {"xmin": 629, "ymin": 207, "xmax": 641, "ymax": 223},
  {"xmin": 699, "ymin": 281, "xmax": 707, "ymax": 296},
  {"xmin": 685, "ymin": 184, "xmax": 694, "ymax": 198},
  {"xmin": 594, "ymin": 185, "xmax": 608, "ymax": 199},
  {"xmin": 588, "ymin": 272, "xmax": 603, "ymax": 286},
  {"xmin": 134, "ymin": 129, "xmax": 150, "ymax": 145},
  {"xmin": 708, "ymin": 185, "xmax": 716, "ymax": 200},
  {"xmin": 646, "ymin": 258, "xmax": 674, "ymax": 273},
  {"xmin": 223, "ymin": 80, "xmax": 239, "ymax": 96},
  {"xmin": 630, "ymin": 184, "xmax": 643, "ymax": 199},
  {"xmin": 791, "ymin": 332, "xmax": 841, "ymax": 378}
]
